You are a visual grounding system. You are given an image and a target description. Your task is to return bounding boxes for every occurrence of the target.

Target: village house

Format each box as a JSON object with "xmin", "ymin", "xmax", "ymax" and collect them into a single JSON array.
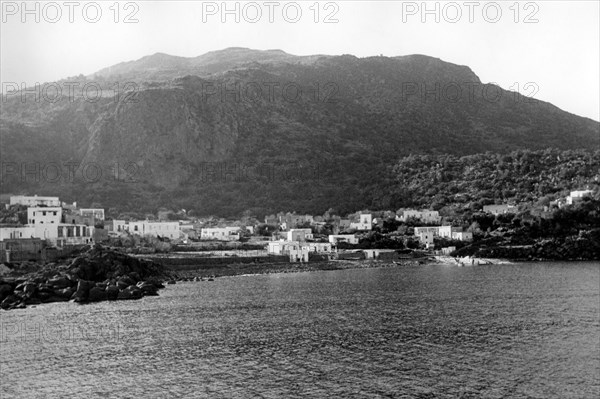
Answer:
[
  {"xmin": 438, "ymin": 226, "xmax": 462, "ymax": 239},
  {"xmin": 56, "ymin": 224, "xmax": 94, "ymax": 246},
  {"xmin": 64, "ymin": 208, "xmax": 105, "ymax": 227},
  {"xmin": 452, "ymin": 231, "xmax": 473, "ymax": 241},
  {"xmin": 10, "ymin": 195, "xmax": 60, "ymax": 207},
  {"xmin": 0, "ymin": 225, "xmax": 36, "ymax": 241},
  {"xmin": 415, "ymin": 230, "xmax": 435, "ymax": 249},
  {"xmin": 397, "ymin": 209, "xmax": 441, "ymax": 224},
  {"xmin": 350, "ymin": 213, "xmax": 372, "ymax": 231},
  {"xmin": 286, "ymin": 228, "xmax": 313, "ymax": 241},
  {"xmin": 267, "ymin": 236, "xmax": 331, "ymax": 262},
  {"xmin": 328, "ymin": 234, "xmax": 359, "ymax": 245},
  {"xmin": 566, "ymin": 190, "xmax": 594, "ymax": 205},
  {"xmin": 109, "ymin": 220, "xmax": 181, "ymax": 240},
  {"xmin": 482, "ymin": 204, "xmax": 516, "ymax": 215},
  {"xmin": 200, "ymin": 227, "xmax": 240, "ymax": 241},
  {"xmin": 278, "ymin": 213, "xmax": 314, "ymax": 230},
  {"xmin": 413, "ymin": 226, "xmax": 441, "ymax": 237},
  {"xmin": 415, "ymin": 225, "xmax": 473, "ymax": 243}
]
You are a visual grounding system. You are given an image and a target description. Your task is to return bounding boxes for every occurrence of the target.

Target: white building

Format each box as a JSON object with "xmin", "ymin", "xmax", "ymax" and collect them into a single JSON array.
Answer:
[
  {"xmin": 482, "ymin": 204, "xmax": 516, "ymax": 215},
  {"xmin": 415, "ymin": 226, "xmax": 473, "ymax": 242},
  {"xmin": 200, "ymin": 227, "xmax": 241, "ymax": 241},
  {"xmin": 414, "ymin": 226, "xmax": 441, "ymax": 237},
  {"xmin": 79, "ymin": 208, "xmax": 105, "ymax": 221},
  {"xmin": 350, "ymin": 213, "xmax": 372, "ymax": 231},
  {"xmin": 0, "ymin": 226, "xmax": 36, "ymax": 241},
  {"xmin": 56, "ymin": 224, "xmax": 94, "ymax": 246},
  {"xmin": 328, "ymin": 235, "xmax": 359, "ymax": 245},
  {"xmin": 438, "ymin": 226, "xmax": 462, "ymax": 239},
  {"xmin": 415, "ymin": 231, "xmax": 434, "ymax": 248},
  {"xmin": 307, "ymin": 242, "xmax": 332, "ymax": 253},
  {"xmin": 566, "ymin": 190, "xmax": 593, "ymax": 205},
  {"xmin": 267, "ymin": 240, "xmax": 311, "ymax": 262},
  {"xmin": 110, "ymin": 220, "xmax": 180, "ymax": 240},
  {"xmin": 452, "ymin": 231, "xmax": 473, "ymax": 241},
  {"xmin": 27, "ymin": 207, "xmax": 62, "ymax": 225},
  {"xmin": 145, "ymin": 222, "xmax": 180, "ymax": 240},
  {"xmin": 288, "ymin": 242, "xmax": 310, "ymax": 262},
  {"xmin": 10, "ymin": 195, "xmax": 60, "ymax": 207},
  {"xmin": 398, "ymin": 209, "xmax": 441, "ymax": 224},
  {"xmin": 286, "ymin": 228, "xmax": 313, "ymax": 241}
]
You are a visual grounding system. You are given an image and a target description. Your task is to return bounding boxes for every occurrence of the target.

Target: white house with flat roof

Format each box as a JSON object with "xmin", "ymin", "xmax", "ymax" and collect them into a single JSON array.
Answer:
[
  {"xmin": 10, "ymin": 195, "xmax": 60, "ymax": 207},
  {"xmin": 350, "ymin": 214, "xmax": 372, "ymax": 231},
  {"xmin": 483, "ymin": 204, "xmax": 516, "ymax": 215},
  {"xmin": 27, "ymin": 207, "xmax": 62, "ymax": 225},
  {"xmin": 328, "ymin": 234, "xmax": 359, "ymax": 245},
  {"xmin": 566, "ymin": 190, "xmax": 593, "ymax": 205},
  {"xmin": 0, "ymin": 226, "xmax": 36, "ymax": 241},
  {"xmin": 286, "ymin": 228, "xmax": 313, "ymax": 241},
  {"xmin": 108, "ymin": 220, "xmax": 180, "ymax": 240},
  {"xmin": 78, "ymin": 208, "xmax": 105, "ymax": 221},
  {"xmin": 200, "ymin": 227, "xmax": 240, "ymax": 241},
  {"xmin": 398, "ymin": 209, "xmax": 441, "ymax": 224}
]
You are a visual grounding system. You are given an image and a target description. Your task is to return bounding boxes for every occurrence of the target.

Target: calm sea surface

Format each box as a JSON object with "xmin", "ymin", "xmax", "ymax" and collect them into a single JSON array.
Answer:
[{"xmin": 1, "ymin": 262, "xmax": 599, "ymax": 398}]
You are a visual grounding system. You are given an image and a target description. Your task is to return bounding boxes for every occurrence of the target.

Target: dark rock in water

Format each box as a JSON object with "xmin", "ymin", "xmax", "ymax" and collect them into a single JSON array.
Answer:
[
  {"xmin": 117, "ymin": 289, "xmax": 132, "ymax": 300},
  {"xmin": 116, "ymin": 279, "xmax": 129, "ymax": 290},
  {"xmin": 119, "ymin": 275, "xmax": 136, "ymax": 287},
  {"xmin": 0, "ymin": 284, "xmax": 13, "ymax": 301},
  {"xmin": 1, "ymin": 295, "xmax": 22, "ymax": 310},
  {"xmin": 3, "ymin": 246, "xmax": 169, "ymax": 309},
  {"xmin": 37, "ymin": 283, "xmax": 54, "ymax": 294},
  {"xmin": 127, "ymin": 285, "xmax": 142, "ymax": 299},
  {"xmin": 22, "ymin": 282, "xmax": 37, "ymax": 295},
  {"xmin": 137, "ymin": 281, "xmax": 159, "ymax": 296},
  {"xmin": 48, "ymin": 276, "xmax": 72, "ymax": 289},
  {"xmin": 54, "ymin": 287, "xmax": 75, "ymax": 299},
  {"xmin": 88, "ymin": 286, "xmax": 108, "ymax": 302},
  {"xmin": 37, "ymin": 292, "xmax": 51, "ymax": 302},
  {"xmin": 71, "ymin": 280, "xmax": 95, "ymax": 302},
  {"xmin": 24, "ymin": 297, "xmax": 42, "ymax": 305},
  {"xmin": 105, "ymin": 285, "xmax": 119, "ymax": 300}
]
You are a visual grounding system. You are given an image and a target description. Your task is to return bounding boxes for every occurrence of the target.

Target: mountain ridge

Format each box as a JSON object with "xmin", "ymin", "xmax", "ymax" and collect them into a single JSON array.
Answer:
[{"xmin": 1, "ymin": 48, "xmax": 598, "ymax": 216}]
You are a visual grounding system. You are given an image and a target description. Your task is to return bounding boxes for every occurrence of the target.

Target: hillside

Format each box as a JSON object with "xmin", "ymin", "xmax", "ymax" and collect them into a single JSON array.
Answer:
[{"xmin": 1, "ymin": 48, "xmax": 598, "ymax": 216}]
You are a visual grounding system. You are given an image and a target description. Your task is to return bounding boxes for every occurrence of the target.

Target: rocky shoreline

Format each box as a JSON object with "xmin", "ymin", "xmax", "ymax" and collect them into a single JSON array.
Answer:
[{"xmin": 0, "ymin": 245, "xmax": 174, "ymax": 311}]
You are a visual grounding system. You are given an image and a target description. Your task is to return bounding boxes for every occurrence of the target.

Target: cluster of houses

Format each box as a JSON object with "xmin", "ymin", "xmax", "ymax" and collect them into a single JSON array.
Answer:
[
  {"xmin": 1, "ymin": 195, "xmax": 101, "ymax": 262},
  {"xmin": 550, "ymin": 189, "xmax": 594, "ymax": 209},
  {"xmin": 2, "ymin": 189, "xmax": 594, "ymax": 264}
]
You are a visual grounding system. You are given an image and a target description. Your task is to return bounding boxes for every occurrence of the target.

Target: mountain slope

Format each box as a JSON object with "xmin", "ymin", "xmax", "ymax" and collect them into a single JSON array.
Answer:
[{"xmin": 1, "ymin": 48, "xmax": 598, "ymax": 216}]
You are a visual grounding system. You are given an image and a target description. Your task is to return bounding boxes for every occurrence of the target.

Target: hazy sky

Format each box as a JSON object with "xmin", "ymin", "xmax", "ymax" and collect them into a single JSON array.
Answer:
[{"xmin": 1, "ymin": 0, "xmax": 599, "ymax": 121}]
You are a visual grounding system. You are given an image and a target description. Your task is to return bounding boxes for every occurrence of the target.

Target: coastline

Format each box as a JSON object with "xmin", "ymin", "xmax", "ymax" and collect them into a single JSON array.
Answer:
[
  {"xmin": 165, "ymin": 255, "xmax": 516, "ymax": 280},
  {"xmin": 167, "ymin": 258, "xmax": 427, "ymax": 280}
]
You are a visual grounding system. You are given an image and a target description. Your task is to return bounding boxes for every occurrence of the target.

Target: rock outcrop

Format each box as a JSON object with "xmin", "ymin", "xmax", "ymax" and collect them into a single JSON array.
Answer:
[{"xmin": 0, "ymin": 245, "xmax": 171, "ymax": 311}]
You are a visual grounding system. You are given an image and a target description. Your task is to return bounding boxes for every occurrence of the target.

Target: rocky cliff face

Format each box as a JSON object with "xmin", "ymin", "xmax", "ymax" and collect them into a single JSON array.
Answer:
[{"xmin": 1, "ymin": 48, "xmax": 598, "ymax": 215}]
